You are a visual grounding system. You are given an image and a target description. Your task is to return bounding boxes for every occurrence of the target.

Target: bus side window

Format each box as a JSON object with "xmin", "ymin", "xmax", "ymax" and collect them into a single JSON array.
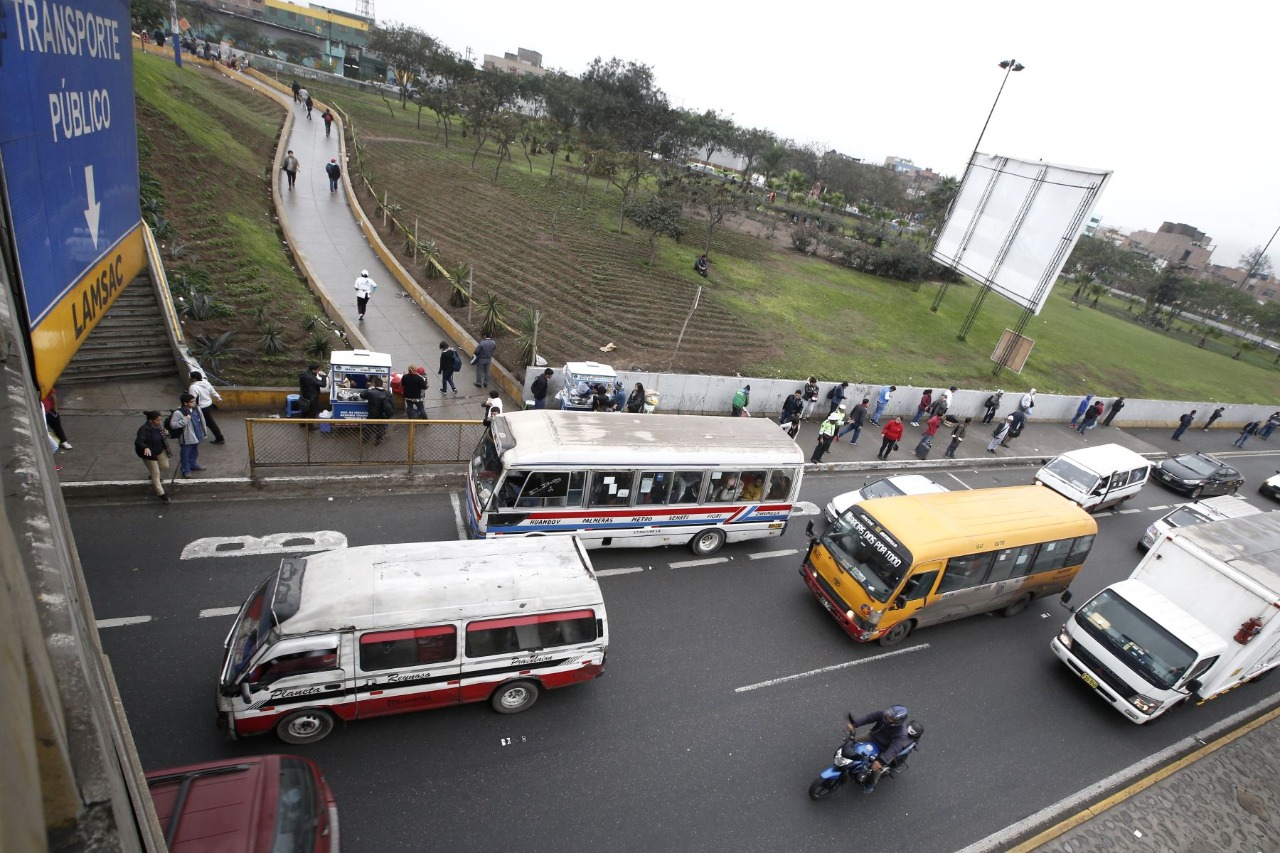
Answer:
[
  {"xmin": 937, "ymin": 552, "xmax": 996, "ymax": 594},
  {"xmin": 765, "ymin": 469, "xmax": 796, "ymax": 501},
  {"xmin": 589, "ymin": 472, "xmax": 635, "ymax": 507},
  {"xmin": 516, "ymin": 471, "xmax": 582, "ymax": 507},
  {"xmin": 1030, "ymin": 539, "xmax": 1070, "ymax": 572},
  {"xmin": 985, "ymin": 545, "xmax": 1038, "ymax": 584},
  {"xmin": 359, "ymin": 626, "xmax": 457, "ymax": 672},
  {"xmin": 739, "ymin": 471, "xmax": 766, "ymax": 501},
  {"xmin": 638, "ymin": 471, "xmax": 673, "ymax": 505},
  {"xmin": 1068, "ymin": 534, "xmax": 1095, "ymax": 565},
  {"xmin": 250, "ymin": 645, "xmax": 340, "ymax": 686},
  {"xmin": 669, "ymin": 471, "xmax": 705, "ymax": 504},
  {"xmin": 498, "ymin": 472, "xmax": 529, "ymax": 507},
  {"xmin": 1130, "ymin": 466, "xmax": 1148, "ymax": 484},
  {"xmin": 901, "ymin": 570, "xmax": 940, "ymax": 602},
  {"xmin": 707, "ymin": 471, "xmax": 742, "ymax": 502}
]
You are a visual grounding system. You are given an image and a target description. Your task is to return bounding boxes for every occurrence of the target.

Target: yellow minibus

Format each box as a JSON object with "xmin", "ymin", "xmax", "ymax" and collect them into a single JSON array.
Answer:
[{"xmin": 801, "ymin": 486, "xmax": 1097, "ymax": 646}]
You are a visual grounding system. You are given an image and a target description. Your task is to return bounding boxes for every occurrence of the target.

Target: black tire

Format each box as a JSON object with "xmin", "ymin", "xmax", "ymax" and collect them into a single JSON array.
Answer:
[
  {"xmin": 275, "ymin": 709, "xmax": 335, "ymax": 744},
  {"xmin": 689, "ymin": 528, "xmax": 726, "ymax": 556},
  {"xmin": 491, "ymin": 679, "xmax": 540, "ymax": 714},
  {"xmin": 878, "ymin": 619, "xmax": 914, "ymax": 647},
  {"xmin": 808, "ymin": 777, "xmax": 840, "ymax": 800},
  {"xmin": 1190, "ymin": 486, "xmax": 1204, "ymax": 499},
  {"xmin": 1002, "ymin": 593, "xmax": 1033, "ymax": 618}
]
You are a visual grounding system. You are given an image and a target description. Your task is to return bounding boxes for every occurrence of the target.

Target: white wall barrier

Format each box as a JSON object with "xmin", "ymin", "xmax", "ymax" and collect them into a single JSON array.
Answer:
[{"xmin": 521, "ymin": 368, "xmax": 1274, "ymax": 430}]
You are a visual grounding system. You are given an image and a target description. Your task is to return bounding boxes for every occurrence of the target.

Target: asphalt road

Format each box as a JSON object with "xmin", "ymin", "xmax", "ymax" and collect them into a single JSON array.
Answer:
[{"xmin": 71, "ymin": 454, "xmax": 1280, "ymax": 852}]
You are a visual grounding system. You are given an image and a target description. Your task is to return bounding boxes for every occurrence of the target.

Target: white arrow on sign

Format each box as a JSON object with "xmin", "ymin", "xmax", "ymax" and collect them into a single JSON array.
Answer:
[{"xmin": 83, "ymin": 165, "xmax": 100, "ymax": 250}]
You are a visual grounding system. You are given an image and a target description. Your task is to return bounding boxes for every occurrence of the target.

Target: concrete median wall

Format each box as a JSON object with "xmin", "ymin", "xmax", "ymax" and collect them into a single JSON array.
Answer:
[{"xmin": 520, "ymin": 368, "xmax": 1275, "ymax": 430}]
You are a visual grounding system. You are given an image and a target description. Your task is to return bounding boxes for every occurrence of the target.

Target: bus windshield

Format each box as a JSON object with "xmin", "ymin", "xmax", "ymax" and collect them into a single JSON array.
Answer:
[
  {"xmin": 1042, "ymin": 458, "xmax": 1098, "ymax": 493},
  {"xmin": 470, "ymin": 433, "xmax": 503, "ymax": 483},
  {"xmin": 1075, "ymin": 589, "xmax": 1197, "ymax": 689},
  {"xmin": 821, "ymin": 509, "xmax": 912, "ymax": 603},
  {"xmin": 223, "ymin": 577, "xmax": 276, "ymax": 688}
]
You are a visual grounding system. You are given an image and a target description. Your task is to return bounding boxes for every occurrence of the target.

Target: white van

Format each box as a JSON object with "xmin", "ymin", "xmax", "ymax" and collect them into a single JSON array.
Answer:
[
  {"xmin": 216, "ymin": 538, "xmax": 608, "ymax": 744},
  {"xmin": 1138, "ymin": 494, "xmax": 1262, "ymax": 550},
  {"xmin": 1035, "ymin": 443, "xmax": 1151, "ymax": 512}
]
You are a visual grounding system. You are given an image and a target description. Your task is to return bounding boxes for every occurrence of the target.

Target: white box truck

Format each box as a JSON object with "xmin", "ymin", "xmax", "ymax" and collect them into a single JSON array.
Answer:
[{"xmin": 1052, "ymin": 512, "xmax": 1280, "ymax": 723}]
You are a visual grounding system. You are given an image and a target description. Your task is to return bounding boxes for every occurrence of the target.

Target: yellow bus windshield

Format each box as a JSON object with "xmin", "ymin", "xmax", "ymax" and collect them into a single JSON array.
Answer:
[{"xmin": 819, "ymin": 508, "xmax": 913, "ymax": 603}]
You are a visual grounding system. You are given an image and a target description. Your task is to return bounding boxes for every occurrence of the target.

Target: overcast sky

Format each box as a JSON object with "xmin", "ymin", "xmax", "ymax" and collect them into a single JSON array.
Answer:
[{"xmin": 335, "ymin": 0, "xmax": 1279, "ymax": 270}]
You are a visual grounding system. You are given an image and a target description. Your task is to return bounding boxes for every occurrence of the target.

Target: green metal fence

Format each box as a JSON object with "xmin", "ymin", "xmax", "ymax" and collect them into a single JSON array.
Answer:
[{"xmin": 246, "ymin": 418, "xmax": 484, "ymax": 476}]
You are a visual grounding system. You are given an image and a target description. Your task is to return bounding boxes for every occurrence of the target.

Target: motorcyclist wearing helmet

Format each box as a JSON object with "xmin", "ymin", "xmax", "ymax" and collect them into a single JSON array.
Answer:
[{"xmin": 845, "ymin": 705, "xmax": 909, "ymax": 792}]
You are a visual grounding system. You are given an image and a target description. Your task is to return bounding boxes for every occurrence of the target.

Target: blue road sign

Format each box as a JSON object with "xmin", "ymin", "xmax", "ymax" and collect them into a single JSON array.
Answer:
[{"xmin": 0, "ymin": 0, "xmax": 146, "ymax": 392}]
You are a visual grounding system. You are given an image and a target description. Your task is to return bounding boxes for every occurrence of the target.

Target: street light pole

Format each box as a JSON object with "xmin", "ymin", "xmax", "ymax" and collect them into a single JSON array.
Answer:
[{"xmin": 931, "ymin": 58, "xmax": 1025, "ymax": 313}]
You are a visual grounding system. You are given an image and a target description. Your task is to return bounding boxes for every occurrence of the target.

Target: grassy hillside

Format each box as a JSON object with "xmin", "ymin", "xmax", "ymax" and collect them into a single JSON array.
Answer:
[{"xmin": 133, "ymin": 52, "xmax": 330, "ymax": 385}]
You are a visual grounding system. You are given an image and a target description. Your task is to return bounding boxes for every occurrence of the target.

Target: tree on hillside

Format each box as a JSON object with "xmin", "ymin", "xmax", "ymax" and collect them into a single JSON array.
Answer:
[
  {"xmin": 627, "ymin": 190, "xmax": 685, "ymax": 265},
  {"xmin": 462, "ymin": 69, "xmax": 521, "ymax": 169},
  {"xmin": 1240, "ymin": 246, "xmax": 1275, "ymax": 280},
  {"xmin": 756, "ymin": 141, "xmax": 789, "ymax": 189},
  {"xmin": 369, "ymin": 22, "xmax": 440, "ymax": 107},
  {"xmin": 734, "ymin": 127, "xmax": 776, "ymax": 187},
  {"xmin": 416, "ymin": 48, "xmax": 470, "ymax": 144},
  {"xmin": 178, "ymin": 0, "xmax": 214, "ymax": 37},
  {"xmin": 687, "ymin": 176, "xmax": 748, "ymax": 256},
  {"xmin": 533, "ymin": 71, "xmax": 583, "ymax": 182},
  {"xmin": 131, "ymin": 0, "xmax": 169, "ymax": 31},
  {"xmin": 689, "ymin": 109, "xmax": 736, "ymax": 166}
]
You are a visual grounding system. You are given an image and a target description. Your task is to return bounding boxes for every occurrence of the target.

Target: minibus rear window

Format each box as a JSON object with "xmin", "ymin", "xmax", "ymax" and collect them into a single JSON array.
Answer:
[{"xmin": 466, "ymin": 610, "xmax": 598, "ymax": 657}]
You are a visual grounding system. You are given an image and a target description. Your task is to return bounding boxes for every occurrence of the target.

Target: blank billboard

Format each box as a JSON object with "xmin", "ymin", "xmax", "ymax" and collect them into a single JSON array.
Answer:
[{"xmin": 931, "ymin": 154, "xmax": 1111, "ymax": 315}]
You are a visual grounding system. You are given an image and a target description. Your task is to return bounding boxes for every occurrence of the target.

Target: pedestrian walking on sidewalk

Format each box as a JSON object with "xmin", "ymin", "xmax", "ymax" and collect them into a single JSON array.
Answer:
[
  {"xmin": 1172, "ymin": 410, "xmax": 1196, "ymax": 441},
  {"xmin": 282, "ymin": 150, "xmax": 299, "ymax": 190},
  {"xmin": 911, "ymin": 390, "xmax": 933, "ymax": 427},
  {"xmin": 1077, "ymin": 401, "xmax": 1103, "ymax": 434},
  {"xmin": 531, "ymin": 368, "xmax": 554, "ymax": 409},
  {"xmin": 981, "ymin": 390, "xmax": 1003, "ymax": 424},
  {"xmin": 1202, "ymin": 406, "xmax": 1225, "ymax": 430},
  {"xmin": 170, "ymin": 393, "xmax": 207, "ymax": 477},
  {"xmin": 42, "ymin": 388, "xmax": 73, "ymax": 450},
  {"xmin": 944, "ymin": 417, "xmax": 971, "ymax": 458},
  {"xmin": 801, "ymin": 377, "xmax": 820, "ymax": 420},
  {"xmin": 1234, "ymin": 421, "xmax": 1260, "ymax": 448},
  {"xmin": 135, "ymin": 410, "xmax": 172, "ymax": 503},
  {"xmin": 1102, "ymin": 396, "xmax": 1126, "ymax": 427},
  {"xmin": 438, "ymin": 341, "xmax": 460, "ymax": 395},
  {"xmin": 188, "ymin": 371, "xmax": 225, "ymax": 443},
  {"xmin": 325, "ymin": 158, "xmax": 341, "ymax": 193},
  {"xmin": 473, "ymin": 332, "xmax": 497, "ymax": 388},
  {"xmin": 321, "ymin": 108, "xmax": 335, "ymax": 137},
  {"xmin": 877, "ymin": 417, "xmax": 904, "ymax": 461},
  {"xmin": 827, "ymin": 381, "xmax": 849, "ymax": 416},
  {"xmin": 837, "ymin": 398, "xmax": 868, "ymax": 445},
  {"xmin": 1263, "ymin": 412, "xmax": 1280, "ymax": 440},
  {"xmin": 401, "ymin": 364, "xmax": 428, "ymax": 419},
  {"xmin": 291, "ymin": 80, "xmax": 301, "ymax": 102},
  {"xmin": 1001, "ymin": 409, "xmax": 1027, "ymax": 448},
  {"xmin": 811, "ymin": 410, "xmax": 841, "ymax": 463},
  {"xmin": 780, "ymin": 390, "xmax": 803, "ymax": 425},
  {"xmin": 988, "ymin": 415, "xmax": 1013, "ymax": 454},
  {"xmin": 922, "ymin": 412, "xmax": 943, "ymax": 448},
  {"xmin": 1018, "ymin": 388, "xmax": 1036, "ymax": 414},
  {"xmin": 353, "ymin": 270, "xmax": 377, "ymax": 320}
]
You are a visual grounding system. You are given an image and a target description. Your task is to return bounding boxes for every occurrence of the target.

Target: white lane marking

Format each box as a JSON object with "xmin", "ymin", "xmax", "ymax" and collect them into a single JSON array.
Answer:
[
  {"xmin": 953, "ymin": 694, "xmax": 1280, "ymax": 853},
  {"xmin": 450, "ymin": 491, "xmax": 467, "ymax": 541},
  {"xmin": 199, "ymin": 606, "xmax": 241, "ymax": 618},
  {"xmin": 596, "ymin": 567, "xmax": 645, "ymax": 577},
  {"xmin": 790, "ymin": 501, "xmax": 822, "ymax": 517},
  {"xmin": 97, "ymin": 615, "xmax": 152, "ymax": 628},
  {"xmin": 735, "ymin": 644, "xmax": 930, "ymax": 693},
  {"xmin": 1118, "ymin": 508, "xmax": 1144, "ymax": 514},
  {"xmin": 181, "ymin": 531, "xmax": 347, "ymax": 560},
  {"xmin": 669, "ymin": 557, "xmax": 730, "ymax": 569},
  {"xmin": 1148, "ymin": 505, "xmax": 1171, "ymax": 511},
  {"xmin": 749, "ymin": 548, "xmax": 800, "ymax": 561},
  {"xmin": 946, "ymin": 472, "xmax": 974, "ymax": 490},
  {"xmin": 1093, "ymin": 511, "xmax": 1113, "ymax": 517}
]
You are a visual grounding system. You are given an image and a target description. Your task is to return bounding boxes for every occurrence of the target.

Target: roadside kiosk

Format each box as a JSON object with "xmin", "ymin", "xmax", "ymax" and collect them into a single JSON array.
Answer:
[
  {"xmin": 328, "ymin": 350, "xmax": 392, "ymax": 419},
  {"xmin": 558, "ymin": 361, "xmax": 617, "ymax": 410}
]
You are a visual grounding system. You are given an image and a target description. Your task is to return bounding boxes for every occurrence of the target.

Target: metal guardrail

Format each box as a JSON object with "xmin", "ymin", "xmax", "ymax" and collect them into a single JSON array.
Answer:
[{"xmin": 246, "ymin": 418, "xmax": 485, "ymax": 476}]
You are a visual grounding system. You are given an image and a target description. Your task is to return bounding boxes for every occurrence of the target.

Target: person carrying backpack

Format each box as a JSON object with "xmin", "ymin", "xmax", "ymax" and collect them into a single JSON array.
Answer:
[
  {"xmin": 169, "ymin": 393, "xmax": 207, "ymax": 477},
  {"xmin": 438, "ymin": 340, "xmax": 460, "ymax": 395}
]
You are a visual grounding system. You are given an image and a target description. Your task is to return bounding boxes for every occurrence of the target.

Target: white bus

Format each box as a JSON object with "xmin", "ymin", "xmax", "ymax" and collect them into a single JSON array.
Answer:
[{"xmin": 466, "ymin": 411, "xmax": 805, "ymax": 555}]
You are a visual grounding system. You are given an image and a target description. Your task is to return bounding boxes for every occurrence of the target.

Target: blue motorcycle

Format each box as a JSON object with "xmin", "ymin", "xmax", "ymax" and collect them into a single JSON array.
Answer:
[{"xmin": 808, "ymin": 719, "xmax": 924, "ymax": 800}]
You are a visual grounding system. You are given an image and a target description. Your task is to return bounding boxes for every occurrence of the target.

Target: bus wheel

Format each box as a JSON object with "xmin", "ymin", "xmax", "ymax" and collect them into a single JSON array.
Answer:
[
  {"xmin": 1002, "ymin": 593, "xmax": 1033, "ymax": 617},
  {"xmin": 275, "ymin": 709, "xmax": 335, "ymax": 744},
  {"xmin": 491, "ymin": 680, "xmax": 540, "ymax": 714},
  {"xmin": 689, "ymin": 528, "xmax": 726, "ymax": 556},
  {"xmin": 878, "ymin": 620, "xmax": 914, "ymax": 647}
]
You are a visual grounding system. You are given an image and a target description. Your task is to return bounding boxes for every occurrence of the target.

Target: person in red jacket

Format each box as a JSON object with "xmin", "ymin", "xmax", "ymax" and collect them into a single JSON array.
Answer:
[{"xmin": 877, "ymin": 416, "xmax": 904, "ymax": 461}]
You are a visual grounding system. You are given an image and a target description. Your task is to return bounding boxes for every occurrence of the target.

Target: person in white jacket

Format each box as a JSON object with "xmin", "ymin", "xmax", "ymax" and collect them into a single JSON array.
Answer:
[
  {"xmin": 354, "ymin": 270, "xmax": 377, "ymax": 320},
  {"xmin": 188, "ymin": 370, "xmax": 224, "ymax": 444}
]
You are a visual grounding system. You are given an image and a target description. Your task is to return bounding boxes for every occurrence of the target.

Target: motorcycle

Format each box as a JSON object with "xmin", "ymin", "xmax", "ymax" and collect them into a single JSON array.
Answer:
[{"xmin": 807, "ymin": 719, "xmax": 924, "ymax": 800}]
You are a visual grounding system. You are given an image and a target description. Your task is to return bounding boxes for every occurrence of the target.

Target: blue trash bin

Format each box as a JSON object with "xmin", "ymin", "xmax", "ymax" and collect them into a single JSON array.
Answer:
[{"xmin": 285, "ymin": 394, "xmax": 304, "ymax": 418}]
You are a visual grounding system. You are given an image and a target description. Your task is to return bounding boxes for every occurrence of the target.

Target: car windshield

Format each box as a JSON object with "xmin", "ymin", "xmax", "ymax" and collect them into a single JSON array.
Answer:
[
  {"xmin": 820, "ymin": 509, "xmax": 913, "ymax": 603},
  {"xmin": 1075, "ymin": 589, "xmax": 1197, "ymax": 689},
  {"xmin": 1172, "ymin": 455, "xmax": 1217, "ymax": 476},
  {"xmin": 861, "ymin": 479, "xmax": 907, "ymax": 500},
  {"xmin": 1042, "ymin": 458, "xmax": 1098, "ymax": 492},
  {"xmin": 1162, "ymin": 507, "xmax": 1209, "ymax": 529}
]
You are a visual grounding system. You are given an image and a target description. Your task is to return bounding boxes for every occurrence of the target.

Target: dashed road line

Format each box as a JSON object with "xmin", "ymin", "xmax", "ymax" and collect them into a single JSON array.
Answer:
[
  {"xmin": 946, "ymin": 472, "xmax": 974, "ymax": 489},
  {"xmin": 748, "ymin": 548, "xmax": 800, "ymax": 561},
  {"xmin": 669, "ymin": 557, "xmax": 730, "ymax": 569},
  {"xmin": 596, "ymin": 566, "xmax": 645, "ymax": 577},
  {"xmin": 449, "ymin": 491, "xmax": 467, "ymax": 541},
  {"xmin": 199, "ymin": 606, "xmax": 241, "ymax": 618},
  {"xmin": 735, "ymin": 644, "xmax": 930, "ymax": 693},
  {"xmin": 96, "ymin": 615, "xmax": 152, "ymax": 628}
]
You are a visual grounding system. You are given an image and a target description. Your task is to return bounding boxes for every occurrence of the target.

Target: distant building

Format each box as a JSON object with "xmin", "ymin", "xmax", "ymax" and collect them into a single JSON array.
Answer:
[
  {"xmin": 483, "ymin": 48, "xmax": 549, "ymax": 77},
  {"xmin": 1128, "ymin": 221, "xmax": 1214, "ymax": 270}
]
